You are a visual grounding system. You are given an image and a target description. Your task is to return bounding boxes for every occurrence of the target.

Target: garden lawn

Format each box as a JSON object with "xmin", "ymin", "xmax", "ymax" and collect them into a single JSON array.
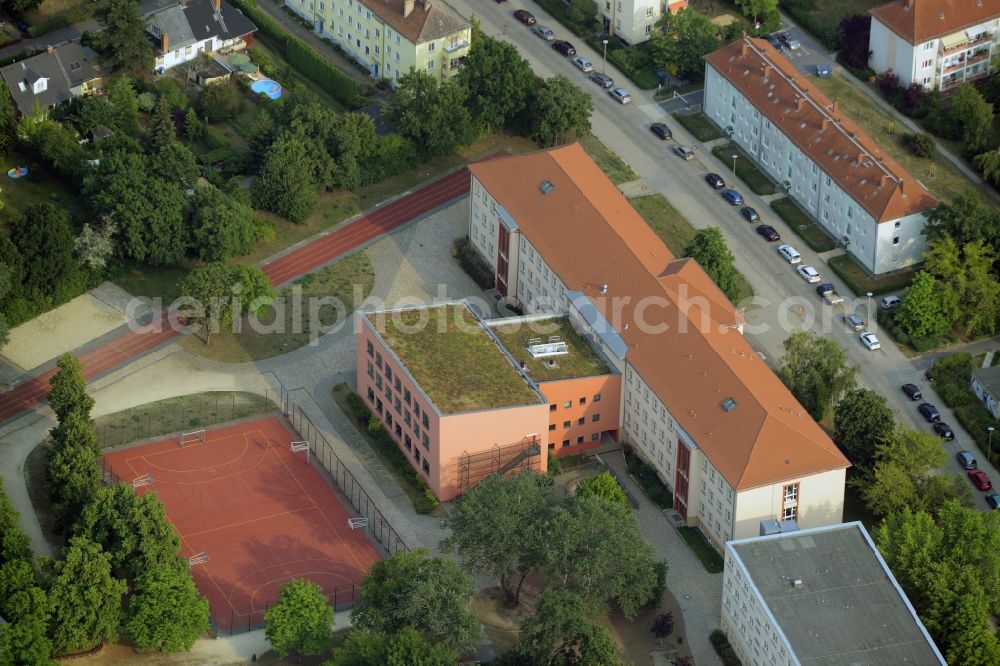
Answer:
[
  {"xmin": 0, "ymin": 151, "xmax": 86, "ymax": 227},
  {"xmin": 711, "ymin": 143, "xmax": 776, "ymax": 195},
  {"xmin": 677, "ymin": 526, "xmax": 724, "ymax": 573},
  {"xmin": 579, "ymin": 133, "xmax": 639, "ymax": 185},
  {"xmin": 811, "ymin": 73, "xmax": 999, "ymax": 207},
  {"xmin": 828, "ymin": 254, "xmax": 917, "ymax": 297},
  {"xmin": 673, "ymin": 111, "xmax": 723, "ymax": 142},
  {"xmin": 770, "ymin": 197, "xmax": 837, "ymax": 252},
  {"xmin": 249, "ymin": 37, "xmax": 348, "ymax": 112},
  {"xmin": 181, "ymin": 250, "xmax": 375, "ymax": 362},
  {"xmin": 809, "ymin": 0, "xmax": 883, "ymax": 29},
  {"xmin": 112, "ymin": 265, "xmax": 189, "ymax": 304}
]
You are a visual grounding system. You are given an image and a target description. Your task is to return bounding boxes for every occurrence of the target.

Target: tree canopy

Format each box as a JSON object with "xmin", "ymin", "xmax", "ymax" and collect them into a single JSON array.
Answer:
[
  {"xmin": 252, "ymin": 134, "xmax": 320, "ymax": 223},
  {"xmin": 328, "ymin": 627, "xmax": 457, "ymax": 666},
  {"xmin": 125, "ymin": 558, "xmax": 210, "ymax": 652},
  {"xmin": 96, "ymin": 0, "xmax": 154, "ymax": 73},
  {"xmin": 832, "ymin": 389, "xmax": 894, "ymax": 471},
  {"xmin": 527, "ymin": 75, "xmax": 593, "ymax": 147},
  {"xmin": 512, "ymin": 588, "xmax": 620, "ymax": 666},
  {"xmin": 574, "ymin": 471, "xmax": 630, "ymax": 509},
  {"xmin": 778, "ymin": 331, "xmax": 857, "ymax": 421},
  {"xmin": 264, "ymin": 579, "xmax": 333, "ymax": 658},
  {"xmin": 683, "ymin": 227, "xmax": 741, "ymax": 303},
  {"xmin": 10, "ymin": 204, "xmax": 79, "ymax": 302},
  {"xmin": 650, "ymin": 9, "xmax": 724, "ymax": 78},
  {"xmin": 458, "ymin": 35, "xmax": 535, "ymax": 131},
  {"xmin": 179, "ymin": 263, "xmax": 275, "ymax": 345},
  {"xmin": 385, "ymin": 70, "xmax": 476, "ymax": 158}
]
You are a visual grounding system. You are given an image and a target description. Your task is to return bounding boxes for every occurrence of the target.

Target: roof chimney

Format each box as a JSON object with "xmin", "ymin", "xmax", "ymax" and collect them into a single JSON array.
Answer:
[
  {"xmin": 904, "ymin": 0, "xmax": 912, "ymax": 9},
  {"xmin": 763, "ymin": 64, "xmax": 771, "ymax": 79},
  {"xmin": 215, "ymin": 0, "xmax": 221, "ymax": 12},
  {"xmin": 821, "ymin": 117, "xmax": 830, "ymax": 130},
  {"xmin": 831, "ymin": 100, "xmax": 839, "ymax": 116},
  {"xmin": 741, "ymin": 41, "xmax": 748, "ymax": 58},
  {"xmin": 796, "ymin": 97, "xmax": 805, "ymax": 111},
  {"xmin": 857, "ymin": 152, "xmax": 865, "ymax": 164},
  {"xmin": 162, "ymin": 32, "xmax": 169, "ymax": 53},
  {"xmin": 403, "ymin": 0, "xmax": 414, "ymax": 17},
  {"xmin": 880, "ymin": 174, "xmax": 889, "ymax": 188}
]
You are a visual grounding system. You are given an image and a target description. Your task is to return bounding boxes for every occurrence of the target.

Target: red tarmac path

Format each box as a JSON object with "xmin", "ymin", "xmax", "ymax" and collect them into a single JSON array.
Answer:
[{"xmin": 0, "ymin": 158, "xmax": 492, "ymax": 423}]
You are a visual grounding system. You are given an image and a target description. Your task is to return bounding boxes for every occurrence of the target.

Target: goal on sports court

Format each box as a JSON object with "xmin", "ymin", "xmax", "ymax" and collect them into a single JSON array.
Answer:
[
  {"xmin": 132, "ymin": 473, "xmax": 153, "ymax": 489},
  {"xmin": 347, "ymin": 517, "xmax": 368, "ymax": 531},
  {"xmin": 290, "ymin": 440, "xmax": 310, "ymax": 463},
  {"xmin": 188, "ymin": 551, "xmax": 209, "ymax": 568},
  {"xmin": 179, "ymin": 429, "xmax": 206, "ymax": 447}
]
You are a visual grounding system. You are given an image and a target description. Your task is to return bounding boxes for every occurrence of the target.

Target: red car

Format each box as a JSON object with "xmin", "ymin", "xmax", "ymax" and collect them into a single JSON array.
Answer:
[
  {"xmin": 968, "ymin": 469, "xmax": 993, "ymax": 491},
  {"xmin": 514, "ymin": 9, "xmax": 536, "ymax": 25}
]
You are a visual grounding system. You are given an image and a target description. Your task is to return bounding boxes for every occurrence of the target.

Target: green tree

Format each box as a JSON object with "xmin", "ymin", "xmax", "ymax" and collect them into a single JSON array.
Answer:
[
  {"xmin": 190, "ymin": 186, "xmax": 263, "ymax": 261},
  {"xmin": 73, "ymin": 484, "xmax": 181, "ymax": 581},
  {"xmin": 46, "ymin": 433, "xmax": 101, "ymax": 532},
  {"xmin": 106, "ymin": 77, "xmax": 140, "ymax": 133},
  {"xmin": 125, "ymin": 558, "xmax": 209, "ymax": 652},
  {"xmin": 683, "ymin": 227, "xmax": 741, "ymax": 302},
  {"xmin": 949, "ymin": 84, "xmax": 994, "ymax": 153},
  {"xmin": 149, "ymin": 141, "xmax": 199, "ymax": 186},
  {"xmin": 649, "ymin": 9, "xmax": 721, "ymax": 78},
  {"xmin": 385, "ymin": 70, "xmax": 477, "ymax": 157},
  {"xmin": 923, "ymin": 191, "xmax": 1000, "ymax": 248},
  {"xmin": 735, "ymin": 0, "xmax": 777, "ymax": 24},
  {"xmin": 778, "ymin": 331, "xmax": 857, "ymax": 421},
  {"xmin": 179, "ymin": 263, "xmax": 275, "ymax": 345},
  {"xmin": 146, "ymin": 96, "xmax": 176, "ymax": 153},
  {"xmin": 97, "ymin": 0, "xmax": 154, "ymax": 73},
  {"xmin": 0, "ymin": 577, "xmax": 53, "ymax": 666},
  {"xmin": 832, "ymin": 388, "xmax": 894, "ymax": 470},
  {"xmin": 10, "ymin": 204, "xmax": 79, "ymax": 300},
  {"xmin": 894, "ymin": 271, "xmax": 952, "ymax": 340},
  {"xmin": 328, "ymin": 627, "xmax": 456, "ymax": 666},
  {"xmin": 565, "ymin": 0, "xmax": 597, "ymax": 29},
  {"xmin": 197, "ymin": 80, "xmax": 243, "ymax": 123},
  {"xmin": 959, "ymin": 239, "xmax": 1000, "ymax": 337},
  {"xmin": 264, "ymin": 579, "xmax": 333, "ymax": 659},
  {"xmin": 515, "ymin": 588, "xmax": 620, "ymax": 666},
  {"xmin": 48, "ymin": 537, "xmax": 126, "ymax": 654},
  {"xmin": 442, "ymin": 471, "xmax": 553, "ymax": 606},
  {"xmin": 527, "ymin": 75, "xmax": 593, "ymax": 147},
  {"xmin": 457, "ymin": 35, "xmax": 535, "ymax": 131},
  {"xmin": 860, "ymin": 428, "xmax": 948, "ymax": 518},
  {"xmin": 74, "ymin": 221, "xmax": 118, "ymax": 272},
  {"xmin": 351, "ymin": 549, "xmax": 480, "ymax": 654},
  {"xmin": 183, "ymin": 107, "xmax": 204, "ymax": 142},
  {"xmin": 973, "ymin": 148, "xmax": 1000, "ymax": 185},
  {"xmin": 0, "ymin": 479, "xmax": 32, "ymax": 566},
  {"xmin": 574, "ymin": 471, "xmax": 630, "ymax": 509},
  {"xmin": 0, "ymin": 83, "xmax": 14, "ymax": 157},
  {"xmin": 330, "ymin": 112, "xmax": 378, "ymax": 190},
  {"xmin": 253, "ymin": 134, "xmax": 319, "ymax": 223},
  {"xmin": 47, "ymin": 355, "xmax": 93, "ymax": 423}
]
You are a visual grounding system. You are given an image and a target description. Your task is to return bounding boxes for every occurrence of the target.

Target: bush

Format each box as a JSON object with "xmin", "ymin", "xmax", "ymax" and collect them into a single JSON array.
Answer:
[
  {"xmin": 623, "ymin": 445, "xmax": 673, "ymax": 509},
  {"xmin": 414, "ymin": 488, "xmax": 439, "ymax": 514},
  {"xmin": 346, "ymin": 392, "xmax": 368, "ymax": 418},
  {"xmin": 452, "ymin": 237, "xmax": 495, "ymax": 290},
  {"xmin": 360, "ymin": 134, "xmax": 420, "ymax": 186},
  {"xmin": 836, "ymin": 52, "xmax": 875, "ymax": 82},
  {"xmin": 710, "ymin": 630, "xmax": 742, "ymax": 666},
  {"xmin": 367, "ymin": 414, "xmax": 383, "ymax": 436},
  {"xmin": 903, "ymin": 132, "xmax": 935, "ymax": 158},
  {"xmin": 781, "ymin": 0, "xmax": 841, "ymax": 49},
  {"xmin": 877, "ymin": 70, "xmax": 900, "ymax": 96},
  {"xmin": 203, "ymin": 125, "xmax": 230, "ymax": 150},
  {"xmin": 927, "ymin": 353, "xmax": 1000, "ymax": 459}
]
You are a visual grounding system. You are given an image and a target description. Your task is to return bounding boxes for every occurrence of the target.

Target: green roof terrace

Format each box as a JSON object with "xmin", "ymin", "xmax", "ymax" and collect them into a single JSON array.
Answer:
[
  {"xmin": 489, "ymin": 316, "xmax": 612, "ymax": 383},
  {"xmin": 366, "ymin": 303, "xmax": 543, "ymax": 415}
]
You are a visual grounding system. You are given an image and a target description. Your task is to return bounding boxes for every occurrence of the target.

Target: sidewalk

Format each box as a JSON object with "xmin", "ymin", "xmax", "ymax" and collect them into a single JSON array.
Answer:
[{"xmin": 252, "ymin": 0, "xmax": 372, "ymax": 85}]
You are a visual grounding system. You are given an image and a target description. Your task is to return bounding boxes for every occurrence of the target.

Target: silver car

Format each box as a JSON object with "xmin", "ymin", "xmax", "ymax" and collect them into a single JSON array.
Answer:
[
  {"xmin": 571, "ymin": 56, "xmax": 593, "ymax": 72},
  {"xmin": 843, "ymin": 313, "xmax": 864, "ymax": 331},
  {"xmin": 531, "ymin": 25, "xmax": 555, "ymax": 40},
  {"xmin": 608, "ymin": 87, "xmax": 631, "ymax": 104},
  {"xmin": 589, "ymin": 72, "xmax": 613, "ymax": 88}
]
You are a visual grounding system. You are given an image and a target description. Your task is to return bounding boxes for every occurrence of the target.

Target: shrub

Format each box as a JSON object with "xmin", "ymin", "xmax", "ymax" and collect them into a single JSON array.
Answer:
[
  {"xmin": 203, "ymin": 125, "xmax": 230, "ymax": 150},
  {"xmin": 346, "ymin": 392, "xmax": 368, "ymax": 418},
  {"xmin": 623, "ymin": 445, "xmax": 673, "ymax": 509},
  {"xmin": 781, "ymin": 0, "xmax": 841, "ymax": 49},
  {"xmin": 360, "ymin": 134, "xmax": 420, "ymax": 186},
  {"xmin": 414, "ymin": 488, "xmax": 439, "ymax": 514},
  {"xmin": 367, "ymin": 414, "xmax": 383, "ymax": 436},
  {"xmin": 903, "ymin": 132, "xmax": 935, "ymax": 158},
  {"xmin": 452, "ymin": 237, "xmax": 495, "ymax": 290},
  {"xmin": 710, "ymin": 630, "xmax": 742, "ymax": 666},
  {"xmin": 877, "ymin": 70, "xmax": 901, "ymax": 96}
]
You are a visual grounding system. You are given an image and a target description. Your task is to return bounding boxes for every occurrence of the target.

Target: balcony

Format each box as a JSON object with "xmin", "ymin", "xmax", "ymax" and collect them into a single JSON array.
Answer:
[
  {"xmin": 444, "ymin": 39, "xmax": 470, "ymax": 54},
  {"xmin": 940, "ymin": 31, "xmax": 993, "ymax": 56}
]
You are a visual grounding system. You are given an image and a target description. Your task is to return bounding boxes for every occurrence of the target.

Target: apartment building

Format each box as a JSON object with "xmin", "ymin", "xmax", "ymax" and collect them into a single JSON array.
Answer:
[
  {"xmin": 705, "ymin": 38, "xmax": 938, "ymax": 276},
  {"xmin": 468, "ymin": 144, "xmax": 850, "ymax": 551},
  {"xmin": 869, "ymin": 0, "xmax": 999, "ymax": 93},
  {"xmin": 722, "ymin": 522, "xmax": 946, "ymax": 666},
  {"xmin": 355, "ymin": 302, "xmax": 621, "ymax": 501},
  {"xmin": 143, "ymin": 0, "xmax": 257, "ymax": 72},
  {"xmin": 284, "ymin": 0, "xmax": 470, "ymax": 81}
]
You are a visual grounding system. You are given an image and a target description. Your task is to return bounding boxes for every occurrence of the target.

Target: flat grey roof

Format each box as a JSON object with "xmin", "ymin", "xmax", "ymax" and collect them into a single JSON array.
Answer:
[
  {"xmin": 729, "ymin": 523, "xmax": 945, "ymax": 666},
  {"xmin": 972, "ymin": 365, "xmax": 1000, "ymax": 397}
]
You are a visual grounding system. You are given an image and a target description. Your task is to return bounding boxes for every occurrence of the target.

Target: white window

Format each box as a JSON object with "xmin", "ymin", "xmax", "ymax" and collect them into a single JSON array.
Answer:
[
  {"xmin": 428, "ymin": 42, "xmax": 435, "ymax": 52},
  {"xmin": 645, "ymin": 6, "xmax": 653, "ymax": 16},
  {"xmin": 645, "ymin": 24, "xmax": 652, "ymax": 34}
]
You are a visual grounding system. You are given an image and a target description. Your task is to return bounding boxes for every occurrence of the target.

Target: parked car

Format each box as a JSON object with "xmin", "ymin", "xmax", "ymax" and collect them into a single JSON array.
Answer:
[
  {"xmin": 816, "ymin": 283, "xmax": 843, "ymax": 304},
  {"xmin": 956, "ymin": 450, "xmax": 978, "ymax": 470},
  {"xmin": 513, "ymin": 9, "xmax": 536, "ymax": 24},
  {"xmin": 860, "ymin": 331, "xmax": 881, "ymax": 351},
  {"xmin": 796, "ymin": 265, "xmax": 821, "ymax": 283},
  {"xmin": 608, "ymin": 87, "xmax": 631, "ymax": 104},
  {"xmin": 650, "ymin": 122, "xmax": 672, "ymax": 140},
  {"xmin": 589, "ymin": 72, "xmax": 614, "ymax": 88},
  {"xmin": 901, "ymin": 383, "xmax": 923, "ymax": 401},
  {"xmin": 720, "ymin": 188, "xmax": 744, "ymax": 205},
  {"xmin": 531, "ymin": 25, "xmax": 555, "ymax": 40},
  {"xmin": 674, "ymin": 145, "xmax": 695, "ymax": 160},
  {"xmin": 570, "ymin": 56, "xmax": 593, "ymax": 72},
  {"xmin": 933, "ymin": 422, "xmax": 954, "ymax": 441},
  {"xmin": 766, "ymin": 34, "xmax": 783, "ymax": 50},
  {"xmin": 879, "ymin": 294, "xmax": 902, "ymax": 310},
  {"xmin": 816, "ymin": 64, "xmax": 833, "ymax": 77},
  {"xmin": 968, "ymin": 469, "xmax": 993, "ymax": 491},
  {"xmin": 843, "ymin": 313, "xmax": 864, "ymax": 331},
  {"xmin": 552, "ymin": 40, "xmax": 576, "ymax": 56},
  {"xmin": 777, "ymin": 244, "xmax": 801, "ymax": 264},
  {"xmin": 705, "ymin": 173, "xmax": 725, "ymax": 189},
  {"xmin": 740, "ymin": 207, "xmax": 759, "ymax": 222},
  {"xmin": 780, "ymin": 32, "xmax": 801, "ymax": 49},
  {"xmin": 985, "ymin": 491, "xmax": 1000, "ymax": 510},
  {"xmin": 756, "ymin": 225, "xmax": 780, "ymax": 241},
  {"xmin": 918, "ymin": 403, "xmax": 941, "ymax": 423}
]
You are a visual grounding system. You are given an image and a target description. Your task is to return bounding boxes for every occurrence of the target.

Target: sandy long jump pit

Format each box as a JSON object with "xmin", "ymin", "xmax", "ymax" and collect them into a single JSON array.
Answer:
[{"xmin": 101, "ymin": 415, "xmax": 381, "ymax": 633}]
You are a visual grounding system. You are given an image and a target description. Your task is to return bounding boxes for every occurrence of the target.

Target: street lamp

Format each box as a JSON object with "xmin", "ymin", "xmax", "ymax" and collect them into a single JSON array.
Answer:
[
  {"xmin": 731, "ymin": 154, "xmax": 738, "ymax": 175},
  {"xmin": 602, "ymin": 39, "xmax": 609, "ymax": 74},
  {"xmin": 989, "ymin": 427, "xmax": 995, "ymax": 465},
  {"xmin": 866, "ymin": 291, "xmax": 873, "ymax": 328}
]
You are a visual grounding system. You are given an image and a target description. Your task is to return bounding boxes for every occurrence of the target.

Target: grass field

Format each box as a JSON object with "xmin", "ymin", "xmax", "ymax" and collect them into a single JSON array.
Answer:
[
  {"xmin": 579, "ymin": 133, "xmax": 639, "ymax": 185},
  {"xmin": 770, "ymin": 197, "xmax": 837, "ymax": 252},
  {"xmin": 812, "ymin": 73, "xmax": 999, "ymax": 207},
  {"xmin": 828, "ymin": 254, "xmax": 918, "ymax": 297},
  {"xmin": 809, "ymin": 0, "xmax": 881, "ymax": 29},
  {"xmin": 711, "ymin": 143, "xmax": 776, "ymax": 195},
  {"xmin": 677, "ymin": 526, "xmax": 725, "ymax": 573},
  {"xmin": 673, "ymin": 111, "xmax": 723, "ymax": 143},
  {"xmin": 182, "ymin": 251, "xmax": 375, "ymax": 362},
  {"xmin": 0, "ymin": 151, "xmax": 86, "ymax": 228},
  {"xmin": 249, "ymin": 37, "xmax": 348, "ymax": 113}
]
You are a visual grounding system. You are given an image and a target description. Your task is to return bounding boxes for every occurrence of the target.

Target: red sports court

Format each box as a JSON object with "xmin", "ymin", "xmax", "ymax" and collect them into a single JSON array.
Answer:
[{"xmin": 101, "ymin": 416, "xmax": 382, "ymax": 633}]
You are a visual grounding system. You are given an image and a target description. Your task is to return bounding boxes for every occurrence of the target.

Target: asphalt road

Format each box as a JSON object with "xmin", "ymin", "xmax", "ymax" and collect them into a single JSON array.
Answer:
[{"xmin": 442, "ymin": 0, "xmax": 998, "ymax": 511}]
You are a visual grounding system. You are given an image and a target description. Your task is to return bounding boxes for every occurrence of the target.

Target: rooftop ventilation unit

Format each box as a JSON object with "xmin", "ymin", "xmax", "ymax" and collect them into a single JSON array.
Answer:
[
  {"xmin": 792, "ymin": 578, "xmax": 804, "ymax": 588},
  {"xmin": 721, "ymin": 398, "xmax": 737, "ymax": 412},
  {"xmin": 527, "ymin": 336, "xmax": 569, "ymax": 358},
  {"xmin": 540, "ymin": 180, "xmax": 554, "ymax": 194},
  {"xmin": 599, "ymin": 283, "xmax": 608, "ymax": 295}
]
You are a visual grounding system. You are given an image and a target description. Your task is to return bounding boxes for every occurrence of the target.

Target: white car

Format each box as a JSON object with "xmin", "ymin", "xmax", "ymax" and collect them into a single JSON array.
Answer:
[
  {"xmin": 860, "ymin": 331, "xmax": 881, "ymax": 350},
  {"xmin": 531, "ymin": 25, "xmax": 555, "ymax": 40},
  {"xmin": 796, "ymin": 265, "xmax": 821, "ymax": 283},
  {"xmin": 571, "ymin": 56, "xmax": 593, "ymax": 72},
  {"xmin": 608, "ymin": 87, "xmax": 631, "ymax": 104},
  {"xmin": 777, "ymin": 244, "xmax": 801, "ymax": 264}
]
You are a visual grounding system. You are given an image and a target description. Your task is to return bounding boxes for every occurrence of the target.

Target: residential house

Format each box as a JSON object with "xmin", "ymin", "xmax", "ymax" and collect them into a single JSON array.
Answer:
[
  {"xmin": 356, "ymin": 302, "xmax": 622, "ymax": 500},
  {"xmin": 143, "ymin": 0, "xmax": 257, "ymax": 73},
  {"xmin": 722, "ymin": 522, "xmax": 946, "ymax": 666},
  {"xmin": 598, "ymin": 0, "xmax": 686, "ymax": 45},
  {"xmin": 869, "ymin": 0, "xmax": 999, "ymax": 93},
  {"xmin": 467, "ymin": 143, "xmax": 851, "ymax": 551},
  {"xmin": 971, "ymin": 364, "xmax": 1000, "ymax": 419},
  {"xmin": 705, "ymin": 37, "xmax": 938, "ymax": 275},
  {"xmin": 284, "ymin": 0, "xmax": 470, "ymax": 82},
  {"xmin": 0, "ymin": 43, "xmax": 102, "ymax": 116}
]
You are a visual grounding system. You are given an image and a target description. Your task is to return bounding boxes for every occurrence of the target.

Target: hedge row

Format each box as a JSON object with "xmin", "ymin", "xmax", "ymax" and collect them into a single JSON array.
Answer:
[
  {"xmin": 710, "ymin": 630, "xmax": 743, "ymax": 666},
  {"xmin": 928, "ymin": 353, "xmax": 1000, "ymax": 460},
  {"xmin": 623, "ymin": 445, "xmax": 673, "ymax": 509},
  {"xmin": 232, "ymin": 0, "xmax": 365, "ymax": 108},
  {"xmin": 452, "ymin": 237, "xmax": 494, "ymax": 290},
  {"xmin": 780, "ymin": 0, "xmax": 841, "ymax": 50}
]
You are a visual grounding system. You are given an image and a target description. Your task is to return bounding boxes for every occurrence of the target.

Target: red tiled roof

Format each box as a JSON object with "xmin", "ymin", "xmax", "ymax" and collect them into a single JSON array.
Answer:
[
  {"xmin": 870, "ymin": 0, "xmax": 1000, "ymax": 45},
  {"xmin": 469, "ymin": 144, "xmax": 849, "ymax": 491},
  {"xmin": 705, "ymin": 38, "xmax": 938, "ymax": 223},
  {"xmin": 362, "ymin": 0, "xmax": 468, "ymax": 45}
]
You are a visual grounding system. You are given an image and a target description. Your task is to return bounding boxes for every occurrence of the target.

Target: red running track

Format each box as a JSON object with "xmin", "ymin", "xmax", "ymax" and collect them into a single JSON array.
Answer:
[
  {"xmin": 101, "ymin": 416, "xmax": 381, "ymax": 633},
  {"xmin": 0, "ymin": 157, "xmax": 493, "ymax": 423}
]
